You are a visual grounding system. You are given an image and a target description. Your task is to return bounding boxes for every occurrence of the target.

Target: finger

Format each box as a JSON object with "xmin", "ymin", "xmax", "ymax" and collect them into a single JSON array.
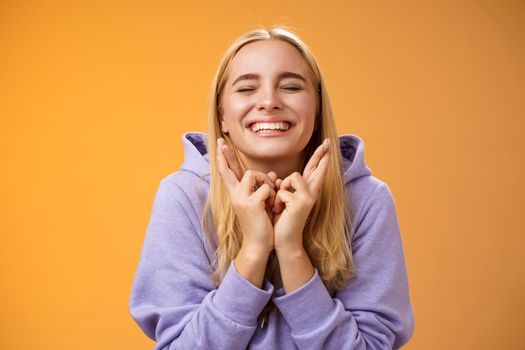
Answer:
[
  {"xmin": 275, "ymin": 178, "xmax": 283, "ymax": 189},
  {"xmin": 216, "ymin": 138, "xmax": 240, "ymax": 192},
  {"xmin": 239, "ymin": 170, "xmax": 275, "ymax": 196},
  {"xmin": 279, "ymin": 172, "xmax": 306, "ymax": 192},
  {"xmin": 263, "ymin": 174, "xmax": 277, "ymax": 207},
  {"xmin": 274, "ymin": 189, "xmax": 294, "ymax": 214},
  {"xmin": 222, "ymin": 143, "xmax": 243, "ymax": 181},
  {"xmin": 274, "ymin": 175, "xmax": 297, "ymax": 214},
  {"xmin": 252, "ymin": 183, "xmax": 275, "ymax": 206},
  {"xmin": 303, "ymin": 139, "xmax": 330, "ymax": 182},
  {"xmin": 279, "ymin": 176, "xmax": 292, "ymax": 192},
  {"xmin": 265, "ymin": 186, "xmax": 276, "ymax": 211},
  {"xmin": 307, "ymin": 142, "xmax": 331, "ymax": 195},
  {"xmin": 267, "ymin": 171, "xmax": 278, "ymax": 184},
  {"xmin": 273, "ymin": 191, "xmax": 284, "ymax": 214},
  {"xmin": 287, "ymin": 172, "xmax": 309, "ymax": 195}
]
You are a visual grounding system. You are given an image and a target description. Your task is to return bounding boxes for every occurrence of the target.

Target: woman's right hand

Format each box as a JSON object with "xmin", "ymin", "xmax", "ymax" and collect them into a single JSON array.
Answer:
[{"xmin": 216, "ymin": 138, "xmax": 276, "ymax": 256}]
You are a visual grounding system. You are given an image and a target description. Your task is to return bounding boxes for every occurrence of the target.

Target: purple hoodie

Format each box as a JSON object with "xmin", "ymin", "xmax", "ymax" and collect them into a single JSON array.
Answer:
[{"xmin": 129, "ymin": 132, "xmax": 414, "ymax": 349}]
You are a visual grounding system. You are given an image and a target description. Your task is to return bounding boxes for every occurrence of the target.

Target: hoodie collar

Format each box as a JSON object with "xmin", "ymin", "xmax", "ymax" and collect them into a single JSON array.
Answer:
[
  {"xmin": 180, "ymin": 131, "xmax": 371, "ymax": 184},
  {"xmin": 339, "ymin": 133, "xmax": 372, "ymax": 183}
]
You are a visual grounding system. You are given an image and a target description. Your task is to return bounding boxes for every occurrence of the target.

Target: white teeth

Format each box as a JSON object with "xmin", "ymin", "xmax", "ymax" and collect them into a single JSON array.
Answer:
[{"xmin": 250, "ymin": 122, "xmax": 290, "ymax": 132}]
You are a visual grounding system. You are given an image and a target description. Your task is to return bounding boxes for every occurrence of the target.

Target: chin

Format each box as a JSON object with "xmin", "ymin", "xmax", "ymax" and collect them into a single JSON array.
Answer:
[{"xmin": 251, "ymin": 149, "xmax": 300, "ymax": 161}]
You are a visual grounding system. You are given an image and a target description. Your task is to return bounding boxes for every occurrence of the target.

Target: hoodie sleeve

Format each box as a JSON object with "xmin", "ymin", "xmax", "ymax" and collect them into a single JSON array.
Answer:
[
  {"xmin": 129, "ymin": 178, "xmax": 274, "ymax": 350},
  {"xmin": 272, "ymin": 182, "xmax": 414, "ymax": 349}
]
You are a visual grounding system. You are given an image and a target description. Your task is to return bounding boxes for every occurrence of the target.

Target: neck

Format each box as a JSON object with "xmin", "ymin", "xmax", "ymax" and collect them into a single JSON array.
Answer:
[{"xmin": 239, "ymin": 153, "xmax": 304, "ymax": 180}]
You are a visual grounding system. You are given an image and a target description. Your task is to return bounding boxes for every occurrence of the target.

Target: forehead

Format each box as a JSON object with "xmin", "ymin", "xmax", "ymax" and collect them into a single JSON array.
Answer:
[{"xmin": 228, "ymin": 39, "xmax": 310, "ymax": 78}]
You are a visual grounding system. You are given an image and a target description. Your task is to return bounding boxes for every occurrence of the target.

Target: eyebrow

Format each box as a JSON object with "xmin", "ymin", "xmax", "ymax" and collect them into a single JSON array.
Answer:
[{"xmin": 231, "ymin": 72, "xmax": 307, "ymax": 86}]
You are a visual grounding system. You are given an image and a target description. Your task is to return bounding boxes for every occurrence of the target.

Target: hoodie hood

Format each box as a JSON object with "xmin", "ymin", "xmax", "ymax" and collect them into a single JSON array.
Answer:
[{"xmin": 179, "ymin": 132, "xmax": 371, "ymax": 184}]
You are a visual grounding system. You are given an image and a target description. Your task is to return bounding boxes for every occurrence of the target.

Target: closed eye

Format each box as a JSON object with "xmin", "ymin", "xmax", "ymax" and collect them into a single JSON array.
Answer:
[
  {"xmin": 236, "ymin": 87, "xmax": 256, "ymax": 93},
  {"xmin": 236, "ymin": 85, "xmax": 303, "ymax": 93},
  {"xmin": 282, "ymin": 85, "xmax": 303, "ymax": 91}
]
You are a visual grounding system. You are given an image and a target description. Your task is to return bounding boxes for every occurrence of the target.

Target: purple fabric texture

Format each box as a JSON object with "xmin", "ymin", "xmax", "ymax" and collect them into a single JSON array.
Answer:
[{"xmin": 129, "ymin": 132, "xmax": 414, "ymax": 349}]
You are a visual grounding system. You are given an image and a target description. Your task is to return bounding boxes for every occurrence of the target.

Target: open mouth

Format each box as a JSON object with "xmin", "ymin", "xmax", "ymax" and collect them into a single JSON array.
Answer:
[{"xmin": 249, "ymin": 121, "xmax": 291, "ymax": 133}]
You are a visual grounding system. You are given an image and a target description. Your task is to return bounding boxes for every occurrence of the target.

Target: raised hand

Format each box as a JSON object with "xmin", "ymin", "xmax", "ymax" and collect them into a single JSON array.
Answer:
[
  {"xmin": 273, "ymin": 139, "xmax": 331, "ymax": 251},
  {"xmin": 218, "ymin": 138, "xmax": 278, "ymax": 218},
  {"xmin": 216, "ymin": 138, "xmax": 276, "ymax": 254}
]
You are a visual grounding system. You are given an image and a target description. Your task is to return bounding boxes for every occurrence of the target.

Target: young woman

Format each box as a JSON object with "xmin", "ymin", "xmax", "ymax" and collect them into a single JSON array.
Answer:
[{"xmin": 130, "ymin": 27, "xmax": 414, "ymax": 349}]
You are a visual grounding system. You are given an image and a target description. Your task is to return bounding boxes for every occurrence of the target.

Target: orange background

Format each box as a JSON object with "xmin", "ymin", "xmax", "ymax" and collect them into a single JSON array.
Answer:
[{"xmin": 1, "ymin": 1, "xmax": 524, "ymax": 349}]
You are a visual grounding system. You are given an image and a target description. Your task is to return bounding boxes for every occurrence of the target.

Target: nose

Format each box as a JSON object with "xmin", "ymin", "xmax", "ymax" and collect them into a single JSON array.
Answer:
[{"xmin": 255, "ymin": 86, "xmax": 283, "ymax": 112}]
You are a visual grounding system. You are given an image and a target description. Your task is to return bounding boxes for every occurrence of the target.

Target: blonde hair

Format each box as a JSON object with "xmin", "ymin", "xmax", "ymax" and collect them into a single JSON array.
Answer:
[{"xmin": 202, "ymin": 26, "xmax": 354, "ymax": 324}]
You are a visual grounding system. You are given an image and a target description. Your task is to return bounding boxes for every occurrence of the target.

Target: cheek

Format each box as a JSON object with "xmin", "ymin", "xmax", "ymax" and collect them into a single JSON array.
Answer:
[
  {"xmin": 292, "ymin": 96, "xmax": 317, "ymax": 125},
  {"xmin": 222, "ymin": 96, "xmax": 253, "ymax": 122}
]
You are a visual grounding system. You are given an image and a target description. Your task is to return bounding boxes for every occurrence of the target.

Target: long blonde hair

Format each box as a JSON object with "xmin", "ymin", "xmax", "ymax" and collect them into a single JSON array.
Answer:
[{"xmin": 202, "ymin": 27, "xmax": 354, "ymax": 323}]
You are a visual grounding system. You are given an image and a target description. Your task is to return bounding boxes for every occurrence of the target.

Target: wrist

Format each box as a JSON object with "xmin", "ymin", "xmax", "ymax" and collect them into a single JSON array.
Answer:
[
  {"xmin": 241, "ymin": 241, "xmax": 273, "ymax": 257},
  {"xmin": 234, "ymin": 246, "xmax": 270, "ymax": 288},
  {"xmin": 274, "ymin": 246, "xmax": 314, "ymax": 294},
  {"xmin": 275, "ymin": 244, "xmax": 306, "ymax": 259},
  {"xmin": 238, "ymin": 244, "xmax": 271, "ymax": 263},
  {"xmin": 274, "ymin": 241, "xmax": 304, "ymax": 255}
]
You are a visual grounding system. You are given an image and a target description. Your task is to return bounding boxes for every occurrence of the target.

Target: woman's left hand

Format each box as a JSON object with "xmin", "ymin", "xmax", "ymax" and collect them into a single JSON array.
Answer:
[{"xmin": 273, "ymin": 139, "xmax": 331, "ymax": 252}]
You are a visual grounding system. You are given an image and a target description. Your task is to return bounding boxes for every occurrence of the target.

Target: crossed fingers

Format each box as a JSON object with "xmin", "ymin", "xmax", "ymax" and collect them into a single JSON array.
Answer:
[
  {"xmin": 217, "ymin": 137, "xmax": 331, "ymax": 216},
  {"xmin": 301, "ymin": 138, "xmax": 330, "ymax": 193},
  {"xmin": 273, "ymin": 139, "xmax": 331, "ymax": 215},
  {"xmin": 217, "ymin": 138, "xmax": 277, "ymax": 209}
]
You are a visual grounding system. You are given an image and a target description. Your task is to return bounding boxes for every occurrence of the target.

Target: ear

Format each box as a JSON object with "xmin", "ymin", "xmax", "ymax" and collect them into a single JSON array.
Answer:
[{"xmin": 220, "ymin": 119, "xmax": 229, "ymax": 133}]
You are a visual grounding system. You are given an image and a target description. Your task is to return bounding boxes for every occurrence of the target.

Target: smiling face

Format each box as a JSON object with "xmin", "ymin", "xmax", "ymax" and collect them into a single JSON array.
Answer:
[{"xmin": 219, "ymin": 39, "xmax": 318, "ymax": 174}]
